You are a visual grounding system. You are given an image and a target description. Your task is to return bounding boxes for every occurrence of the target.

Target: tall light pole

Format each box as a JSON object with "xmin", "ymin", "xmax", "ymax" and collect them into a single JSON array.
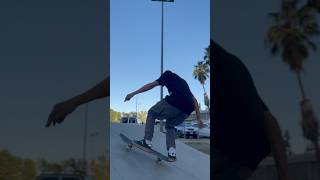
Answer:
[
  {"xmin": 152, "ymin": 0, "xmax": 174, "ymax": 132},
  {"xmin": 90, "ymin": 132, "xmax": 99, "ymax": 161},
  {"xmin": 136, "ymin": 95, "xmax": 138, "ymax": 119},
  {"xmin": 82, "ymin": 103, "xmax": 89, "ymax": 175},
  {"xmin": 151, "ymin": 0, "xmax": 174, "ymax": 100},
  {"xmin": 89, "ymin": 132, "xmax": 99, "ymax": 177}
]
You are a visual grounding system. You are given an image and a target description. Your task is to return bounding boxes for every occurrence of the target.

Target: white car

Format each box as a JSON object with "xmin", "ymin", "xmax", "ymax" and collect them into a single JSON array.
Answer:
[
  {"xmin": 174, "ymin": 123, "xmax": 185, "ymax": 137},
  {"xmin": 193, "ymin": 123, "xmax": 210, "ymax": 138},
  {"xmin": 175, "ymin": 122, "xmax": 199, "ymax": 138}
]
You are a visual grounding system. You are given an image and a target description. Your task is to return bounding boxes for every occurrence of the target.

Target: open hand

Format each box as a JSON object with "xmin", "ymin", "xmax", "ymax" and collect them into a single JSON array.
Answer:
[
  {"xmin": 46, "ymin": 99, "xmax": 78, "ymax": 127},
  {"xmin": 124, "ymin": 93, "xmax": 134, "ymax": 102}
]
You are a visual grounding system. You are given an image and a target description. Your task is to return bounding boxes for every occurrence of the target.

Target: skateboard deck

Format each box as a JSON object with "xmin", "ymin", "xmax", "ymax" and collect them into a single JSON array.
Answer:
[{"xmin": 120, "ymin": 133, "xmax": 172, "ymax": 162}]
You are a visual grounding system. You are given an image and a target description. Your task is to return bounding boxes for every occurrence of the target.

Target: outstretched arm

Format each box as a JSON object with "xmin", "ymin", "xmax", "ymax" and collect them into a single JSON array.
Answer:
[
  {"xmin": 124, "ymin": 81, "xmax": 159, "ymax": 101},
  {"xmin": 264, "ymin": 111, "xmax": 288, "ymax": 180},
  {"xmin": 46, "ymin": 77, "xmax": 109, "ymax": 127}
]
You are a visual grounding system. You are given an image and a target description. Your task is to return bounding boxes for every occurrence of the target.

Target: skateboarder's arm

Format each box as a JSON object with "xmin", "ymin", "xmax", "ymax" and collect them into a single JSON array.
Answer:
[
  {"xmin": 192, "ymin": 96, "xmax": 204, "ymax": 128},
  {"xmin": 46, "ymin": 77, "xmax": 109, "ymax": 127},
  {"xmin": 71, "ymin": 77, "xmax": 109, "ymax": 105},
  {"xmin": 125, "ymin": 81, "xmax": 159, "ymax": 101},
  {"xmin": 264, "ymin": 111, "xmax": 288, "ymax": 180}
]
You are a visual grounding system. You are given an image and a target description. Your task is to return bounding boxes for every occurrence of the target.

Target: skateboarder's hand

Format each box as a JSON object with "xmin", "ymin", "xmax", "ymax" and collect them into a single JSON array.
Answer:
[
  {"xmin": 124, "ymin": 93, "xmax": 134, "ymax": 102},
  {"xmin": 198, "ymin": 120, "xmax": 204, "ymax": 129},
  {"xmin": 46, "ymin": 99, "xmax": 78, "ymax": 127}
]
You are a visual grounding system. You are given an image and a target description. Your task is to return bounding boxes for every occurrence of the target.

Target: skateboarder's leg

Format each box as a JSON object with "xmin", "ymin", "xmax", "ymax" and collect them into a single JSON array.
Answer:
[
  {"xmin": 144, "ymin": 99, "xmax": 170, "ymax": 141},
  {"xmin": 165, "ymin": 113, "xmax": 188, "ymax": 150},
  {"xmin": 165, "ymin": 127, "xmax": 176, "ymax": 150},
  {"xmin": 144, "ymin": 110, "xmax": 157, "ymax": 141},
  {"xmin": 144, "ymin": 100, "xmax": 184, "ymax": 140}
]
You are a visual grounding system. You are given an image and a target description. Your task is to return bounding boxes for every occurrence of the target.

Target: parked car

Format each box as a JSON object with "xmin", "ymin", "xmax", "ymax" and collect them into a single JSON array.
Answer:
[
  {"xmin": 175, "ymin": 123, "xmax": 186, "ymax": 137},
  {"xmin": 37, "ymin": 173, "xmax": 90, "ymax": 180},
  {"xmin": 120, "ymin": 117, "xmax": 141, "ymax": 124},
  {"xmin": 192, "ymin": 123, "xmax": 210, "ymax": 138},
  {"xmin": 175, "ymin": 122, "xmax": 199, "ymax": 139}
]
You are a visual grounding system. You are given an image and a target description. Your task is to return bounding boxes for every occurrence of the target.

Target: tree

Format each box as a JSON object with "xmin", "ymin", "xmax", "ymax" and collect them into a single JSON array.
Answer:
[
  {"xmin": 0, "ymin": 150, "xmax": 21, "ymax": 180},
  {"xmin": 61, "ymin": 158, "xmax": 86, "ymax": 175},
  {"xmin": 110, "ymin": 109, "xmax": 121, "ymax": 123},
  {"xmin": 193, "ymin": 60, "xmax": 210, "ymax": 109},
  {"xmin": 204, "ymin": 45, "xmax": 210, "ymax": 65},
  {"xmin": 90, "ymin": 156, "xmax": 108, "ymax": 180},
  {"xmin": 265, "ymin": 0, "xmax": 320, "ymax": 161},
  {"xmin": 266, "ymin": 0, "xmax": 319, "ymax": 98},
  {"xmin": 137, "ymin": 111, "xmax": 148, "ymax": 124},
  {"xmin": 0, "ymin": 150, "xmax": 37, "ymax": 180},
  {"xmin": 38, "ymin": 158, "xmax": 49, "ymax": 172},
  {"xmin": 21, "ymin": 159, "xmax": 37, "ymax": 180}
]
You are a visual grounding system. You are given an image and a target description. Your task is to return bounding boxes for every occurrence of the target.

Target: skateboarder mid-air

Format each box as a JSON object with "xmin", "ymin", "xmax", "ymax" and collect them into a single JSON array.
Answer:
[{"xmin": 124, "ymin": 70, "xmax": 204, "ymax": 162}]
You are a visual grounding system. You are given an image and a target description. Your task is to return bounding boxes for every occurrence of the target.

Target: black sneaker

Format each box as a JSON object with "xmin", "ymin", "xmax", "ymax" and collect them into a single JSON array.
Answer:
[
  {"xmin": 134, "ymin": 139, "xmax": 152, "ymax": 150},
  {"xmin": 167, "ymin": 153, "xmax": 177, "ymax": 162}
]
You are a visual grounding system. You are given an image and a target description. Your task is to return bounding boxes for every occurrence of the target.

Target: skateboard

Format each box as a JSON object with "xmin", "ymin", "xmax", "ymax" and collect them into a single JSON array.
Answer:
[{"xmin": 120, "ymin": 133, "xmax": 172, "ymax": 163}]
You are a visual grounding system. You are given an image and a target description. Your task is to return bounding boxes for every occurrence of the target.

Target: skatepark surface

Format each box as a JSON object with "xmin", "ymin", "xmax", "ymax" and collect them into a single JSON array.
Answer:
[{"xmin": 110, "ymin": 123, "xmax": 210, "ymax": 180}]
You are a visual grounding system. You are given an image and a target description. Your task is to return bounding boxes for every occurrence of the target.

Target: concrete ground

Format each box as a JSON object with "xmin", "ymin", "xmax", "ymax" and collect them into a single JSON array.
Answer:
[{"xmin": 110, "ymin": 123, "xmax": 210, "ymax": 180}]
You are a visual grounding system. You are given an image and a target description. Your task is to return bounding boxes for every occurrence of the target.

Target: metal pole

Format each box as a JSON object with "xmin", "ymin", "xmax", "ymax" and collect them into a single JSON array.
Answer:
[
  {"xmin": 82, "ymin": 103, "xmax": 89, "ymax": 174},
  {"xmin": 160, "ymin": 0, "xmax": 165, "ymax": 132},
  {"xmin": 160, "ymin": 0, "xmax": 164, "ymax": 100},
  {"xmin": 136, "ymin": 96, "xmax": 138, "ymax": 119}
]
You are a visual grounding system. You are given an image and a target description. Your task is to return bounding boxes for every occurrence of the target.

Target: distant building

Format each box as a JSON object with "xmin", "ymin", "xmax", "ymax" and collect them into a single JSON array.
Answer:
[{"xmin": 185, "ymin": 109, "xmax": 210, "ymax": 122}]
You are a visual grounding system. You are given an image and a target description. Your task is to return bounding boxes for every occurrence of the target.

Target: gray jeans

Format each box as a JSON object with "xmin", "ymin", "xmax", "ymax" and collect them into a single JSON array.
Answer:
[
  {"xmin": 144, "ymin": 99, "xmax": 188, "ymax": 150},
  {"xmin": 213, "ymin": 148, "xmax": 253, "ymax": 180}
]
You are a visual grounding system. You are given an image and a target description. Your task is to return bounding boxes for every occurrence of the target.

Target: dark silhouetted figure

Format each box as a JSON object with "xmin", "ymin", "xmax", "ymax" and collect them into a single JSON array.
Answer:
[
  {"xmin": 46, "ymin": 77, "xmax": 109, "ymax": 127},
  {"xmin": 212, "ymin": 40, "xmax": 288, "ymax": 180}
]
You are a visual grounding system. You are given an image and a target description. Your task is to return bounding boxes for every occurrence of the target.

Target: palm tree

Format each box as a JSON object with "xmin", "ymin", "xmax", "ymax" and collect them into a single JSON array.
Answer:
[
  {"xmin": 204, "ymin": 45, "xmax": 210, "ymax": 66},
  {"xmin": 203, "ymin": 45, "xmax": 210, "ymax": 109},
  {"xmin": 265, "ymin": 0, "xmax": 320, "ymax": 161},
  {"xmin": 193, "ymin": 60, "xmax": 210, "ymax": 109}
]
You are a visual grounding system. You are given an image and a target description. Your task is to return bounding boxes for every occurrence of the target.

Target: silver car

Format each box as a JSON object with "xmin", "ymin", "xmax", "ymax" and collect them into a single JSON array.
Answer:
[
  {"xmin": 192, "ymin": 123, "xmax": 210, "ymax": 138},
  {"xmin": 175, "ymin": 122, "xmax": 199, "ymax": 138}
]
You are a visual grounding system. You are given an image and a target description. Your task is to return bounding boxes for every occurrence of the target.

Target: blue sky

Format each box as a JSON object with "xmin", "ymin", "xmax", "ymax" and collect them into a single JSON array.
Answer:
[{"xmin": 110, "ymin": 0, "xmax": 210, "ymax": 113}]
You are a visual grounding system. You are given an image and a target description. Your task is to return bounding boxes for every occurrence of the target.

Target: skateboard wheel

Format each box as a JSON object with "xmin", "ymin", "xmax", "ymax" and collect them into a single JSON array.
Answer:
[{"xmin": 128, "ymin": 144, "xmax": 133, "ymax": 148}]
